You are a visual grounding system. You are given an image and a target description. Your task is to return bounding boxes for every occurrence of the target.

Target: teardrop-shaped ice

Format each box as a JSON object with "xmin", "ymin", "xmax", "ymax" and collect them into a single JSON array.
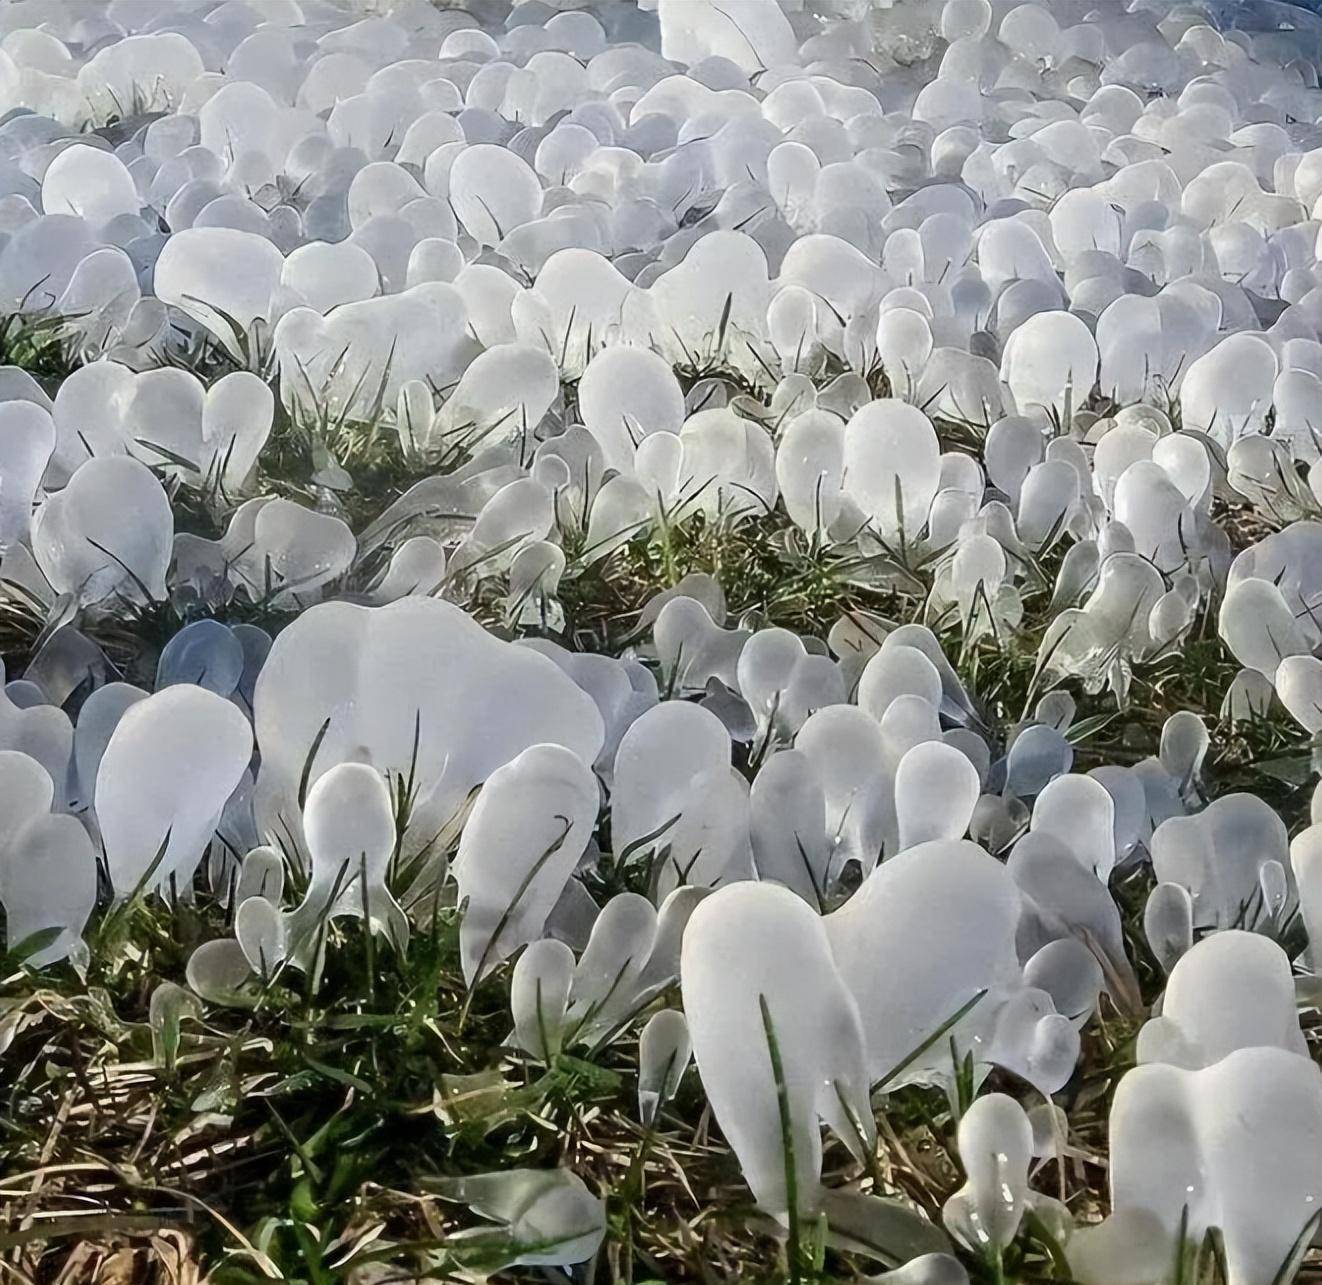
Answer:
[
  {"xmin": 1151, "ymin": 793, "xmax": 1293, "ymax": 932},
  {"xmin": 1029, "ymin": 774, "xmax": 1116, "ymax": 880},
  {"xmin": 234, "ymin": 894, "xmax": 287, "ymax": 980},
  {"xmin": 1003, "ymin": 724, "xmax": 1073, "ymax": 799},
  {"xmin": 894, "ymin": 741, "xmax": 980, "ymax": 851},
  {"xmin": 736, "ymin": 628, "xmax": 807, "ymax": 741},
  {"xmin": 828, "ymin": 838, "xmax": 1073, "ymax": 1093},
  {"xmin": 0, "ymin": 401, "xmax": 54, "ymax": 554},
  {"xmin": 0, "ymin": 751, "xmax": 95, "ymax": 968},
  {"xmin": 280, "ymin": 240, "xmax": 379, "ymax": 314},
  {"xmin": 156, "ymin": 620, "xmax": 244, "ymax": 697},
  {"xmin": 657, "ymin": 0, "xmax": 797, "ymax": 73},
  {"xmin": 677, "ymin": 408, "xmax": 778, "ymax": 523},
  {"xmin": 430, "ymin": 1167, "xmax": 605, "ymax": 1269},
  {"xmin": 681, "ymin": 881, "xmax": 873, "ymax": 1221},
  {"xmin": 1000, "ymin": 311, "xmax": 1099, "ymax": 422},
  {"xmin": 1142, "ymin": 883, "xmax": 1195, "ymax": 973},
  {"xmin": 1277, "ymin": 654, "xmax": 1322, "ymax": 734},
  {"xmin": 449, "ymin": 144, "xmax": 543, "ymax": 246},
  {"xmin": 187, "ymin": 937, "xmax": 257, "ymax": 1007},
  {"xmin": 1180, "ymin": 332, "xmax": 1278, "ymax": 444},
  {"xmin": 508, "ymin": 932, "xmax": 575, "ymax": 1062},
  {"xmin": 253, "ymin": 599, "xmax": 603, "ymax": 868},
  {"xmin": 1095, "ymin": 1048, "xmax": 1322, "ymax": 1285},
  {"xmin": 274, "ymin": 284, "xmax": 473, "ymax": 424},
  {"xmin": 637, "ymin": 1008, "xmax": 692, "ymax": 1126},
  {"xmin": 228, "ymin": 498, "xmax": 356, "ymax": 608},
  {"xmin": 653, "ymin": 596, "xmax": 749, "ymax": 696},
  {"xmin": 776, "ymin": 409, "xmax": 846, "ymax": 537},
  {"xmin": 1010, "ymin": 830, "xmax": 1138, "ymax": 1009},
  {"xmin": 287, "ymin": 761, "xmax": 407, "ymax": 963},
  {"xmin": 842, "ymin": 400, "xmax": 941, "ymax": 545},
  {"xmin": 1219, "ymin": 577, "xmax": 1310, "ymax": 680},
  {"xmin": 1138, "ymin": 931, "xmax": 1305, "ymax": 1069},
  {"xmin": 32, "ymin": 456, "xmax": 172, "ymax": 608},
  {"xmin": 578, "ymin": 346, "xmax": 685, "ymax": 476},
  {"xmin": 453, "ymin": 744, "xmax": 598, "ymax": 985},
  {"xmin": 610, "ymin": 699, "xmax": 751, "ymax": 897},
  {"xmin": 234, "ymin": 845, "xmax": 284, "ymax": 907},
  {"xmin": 42, "ymin": 144, "xmax": 140, "ymax": 227},
  {"xmin": 428, "ymin": 343, "xmax": 559, "ymax": 452},
  {"xmin": 942, "ymin": 1093, "xmax": 1034, "ymax": 1254},
  {"xmin": 795, "ymin": 704, "xmax": 889, "ymax": 882},
  {"xmin": 749, "ymin": 748, "xmax": 829, "ymax": 907},
  {"xmin": 71, "ymin": 682, "xmax": 147, "ymax": 814},
  {"xmin": 200, "ymin": 371, "xmax": 273, "ymax": 496},
  {"xmin": 1158, "ymin": 712, "xmax": 1208, "ymax": 796},
  {"xmin": 96, "ymin": 685, "xmax": 254, "ymax": 900},
  {"xmin": 565, "ymin": 891, "xmax": 657, "ymax": 1043},
  {"xmin": 154, "ymin": 227, "xmax": 284, "ymax": 358},
  {"xmin": 858, "ymin": 644, "xmax": 942, "ymax": 724}
]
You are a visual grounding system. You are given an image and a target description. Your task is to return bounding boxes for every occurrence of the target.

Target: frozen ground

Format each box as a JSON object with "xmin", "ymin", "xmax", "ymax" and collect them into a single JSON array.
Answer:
[{"xmin": 4, "ymin": 0, "xmax": 1322, "ymax": 1281}]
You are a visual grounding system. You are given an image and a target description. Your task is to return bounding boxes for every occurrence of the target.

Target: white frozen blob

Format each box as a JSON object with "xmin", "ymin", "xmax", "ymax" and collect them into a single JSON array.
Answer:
[
  {"xmin": 943, "ymin": 1093, "xmax": 1066, "ymax": 1256},
  {"xmin": 681, "ymin": 881, "xmax": 873, "ymax": 1221},
  {"xmin": 453, "ymin": 743, "xmax": 598, "ymax": 985},
  {"xmin": 1074, "ymin": 1049, "xmax": 1322, "ymax": 1285},
  {"xmin": 252, "ymin": 599, "xmax": 603, "ymax": 868},
  {"xmin": 285, "ymin": 761, "xmax": 407, "ymax": 965},
  {"xmin": 0, "ymin": 751, "xmax": 96, "ymax": 966},
  {"xmin": 842, "ymin": 400, "xmax": 941, "ymax": 546},
  {"xmin": 32, "ymin": 456, "xmax": 172, "ymax": 608},
  {"xmin": 12, "ymin": 0, "xmax": 1322, "ymax": 1264},
  {"xmin": 96, "ymin": 686, "xmax": 253, "ymax": 900},
  {"xmin": 827, "ymin": 840, "xmax": 1079, "ymax": 1097},
  {"xmin": 1137, "ymin": 931, "xmax": 1306, "ymax": 1069}
]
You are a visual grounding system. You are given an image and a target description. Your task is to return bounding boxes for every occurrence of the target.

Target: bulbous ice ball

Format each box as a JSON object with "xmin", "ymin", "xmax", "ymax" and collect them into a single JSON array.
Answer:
[
  {"xmin": 280, "ymin": 241, "xmax": 379, "ymax": 314},
  {"xmin": 96, "ymin": 685, "xmax": 253, "ymax": 899},
  {"xmin": 1000, "ymin": 311, "xmax": 1099, "ymax": 421},
  {"xmin": 678, "ymin": 408, "xmax": 778, "ymax": 524},
  {"xmin": 828, "ymin": 838, "xmax": 1078, "ymax": 1095},
  {"xmin": 428, "ymin": 343, "xmax": 560, "ymax": 451},
  {"xmin": 1180, "ymin": 333, "xmax": 1278, "ymax": 444},
  {"xmin": 154, "ymin": 227, "xmax": 284, "ymax": 359},
  {"xmin": 41, "ymin": 144, "xmax": 140, "ymax": 227},
  {"xmin": 657, "ymin": 0, "xmax": 797, "ymax": 75},
  {"xmin": 285, "ymin": 761, "xmax": 406, "ymax": 963},
  {"xmin": 1151, "ymin": 793, "xmax": 1293, "ymax": 933},
  {"xmin": 841, "ymin": 400, "xmax": 941, "ymax": 543},
  {"xmin": 776, "ymin": 410, "xmax": 846, "ymax": 537},
  {"xmin": 681, "ymin": 881, "xmax": 871, "ymax": 1219},
  {"xmin": 453, "ymin": 743, "xmax": 598, "ymax": 984},
  {"xmin": 274, "ymin": 284, "xmax": 474, "ymax": 422},
  {"xmin": 942, "ymin": 0, "xmax": 991, "ymax": 41},
  {"xmin": 0, "ymin": 401, "xmax": 54, "ymax": 553},
  {"xmin": 32, "ymin": 456, "xmax": 172, "ymax": 608},
  {"xmin": 1218, "ymin": 577, "xmax": 1309, "ymax": 680},
  {"xmin": 1076, "ymin": 1050, "xmax": 1322, "ymax": 1285},
  {"xmin": 449, "ymin": 144, "xmax": 543, "ymax": 246},
  {"xmin": 578, "ymin": 346, "xmax": 685, "ymax": 475},
  {"xmin": 249, "ymin": 487, "xmax": 353, "ymax": 588},
  {"xmin": 612, "ymin": 699, "xmax": 751, "ymax": 897},
  {"xmin": 156, "ymin": 620, "xmax": 244, "ymax": 697},
  {"xmin": 1138, "ymin": 931, "xmax": 1305, "ymax": 1068},
  {"xmin": 252, "ymin": 599, "xmax": 604, "ymax": 865},
  {"xmin": 943, "ymin": 1094, "xmax": 1037, "ymax": 1254},
  {"xmin": 1000, "ymin": 3, "xmax": 1059, "ymax": 61},
  {"xmin": 0, "ymin": 215, "xmax": 98, "ymax": 314}
]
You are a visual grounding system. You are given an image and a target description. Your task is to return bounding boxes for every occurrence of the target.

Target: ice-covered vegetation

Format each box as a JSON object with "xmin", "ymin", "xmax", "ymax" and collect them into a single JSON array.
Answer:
[{"xmin": 6, "ymin": 0, "xmax": 1322, "ymax": 1279}]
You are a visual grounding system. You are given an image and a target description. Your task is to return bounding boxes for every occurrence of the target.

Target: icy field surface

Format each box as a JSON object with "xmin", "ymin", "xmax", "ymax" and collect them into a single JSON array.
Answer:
[{"xmin": 5, "ymin": 0, "xmax": 1322, "ymax": 1281}]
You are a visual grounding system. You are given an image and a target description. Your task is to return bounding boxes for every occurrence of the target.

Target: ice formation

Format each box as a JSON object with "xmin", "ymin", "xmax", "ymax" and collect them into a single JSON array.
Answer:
[{"xmin": 5, "ymin": 0, "xmax": 1322, "ymax": 1276}]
